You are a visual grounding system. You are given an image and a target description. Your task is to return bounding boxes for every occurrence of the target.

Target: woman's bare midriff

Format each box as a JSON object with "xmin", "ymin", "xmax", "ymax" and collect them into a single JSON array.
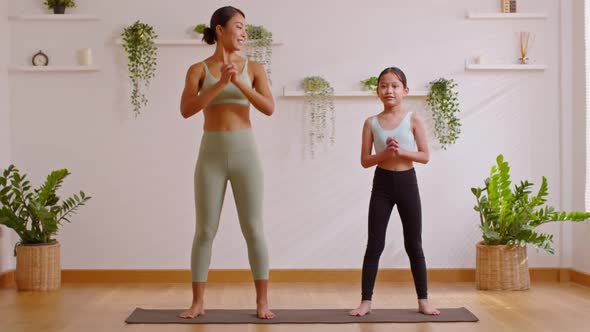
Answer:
[
  {"xmin": 203, "ymin": 104, "xmax": 251, "ymax": 131},
  {"xmin": 377, "ymin": 158, "xmax": 414, "ymax": 172}
]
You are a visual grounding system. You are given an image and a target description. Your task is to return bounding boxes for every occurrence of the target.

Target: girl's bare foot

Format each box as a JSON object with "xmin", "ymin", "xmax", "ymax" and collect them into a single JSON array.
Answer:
[
  {"xmin": 418, "ymin": 299, "xmax": 440, "ymax": 316},
  {"xmin": 257, "ymin": 302, "xmax": 276, "ymax": 319},
  {"xmin": 349, "ymin": 300, "xmax": 372, "ymax": 316},
  {"xmin": 179, "ymin": 302, "xmax": 205, "ymax": 319}
]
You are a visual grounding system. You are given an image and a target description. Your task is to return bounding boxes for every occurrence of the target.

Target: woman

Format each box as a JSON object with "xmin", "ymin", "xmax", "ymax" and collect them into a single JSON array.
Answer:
[
  {"xmin": 350, "ymin": 67, "xmax": 440, "ymax": 316},
  {"xmin": 179, "ymin": 6, "xmax": 275, "ymax": 320}
]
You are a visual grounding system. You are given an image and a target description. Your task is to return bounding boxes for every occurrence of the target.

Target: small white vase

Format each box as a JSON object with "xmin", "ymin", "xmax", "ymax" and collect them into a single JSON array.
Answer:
[{"xmin": 78, "ymin": 48, "xmax": 93, "ymax": 66}]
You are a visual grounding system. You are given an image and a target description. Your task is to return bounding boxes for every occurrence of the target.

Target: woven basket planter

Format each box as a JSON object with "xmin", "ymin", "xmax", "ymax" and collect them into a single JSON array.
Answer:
[
  {"xmin": 475, "ymin": 241, "xmax": 530, "ymax": 290},
  {"xmin": 16, "ymin": 242, "xmax": 61, "ymax": 291}
]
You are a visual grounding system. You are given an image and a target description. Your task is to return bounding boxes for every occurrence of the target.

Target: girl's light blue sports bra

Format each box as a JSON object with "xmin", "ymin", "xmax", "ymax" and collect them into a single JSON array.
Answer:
[
  {"xmin": 201, "ymin": 60, "xmax": 251, "ymax": 106},
  {"xmin": 372, "ymin": 112, "xmax": 417, "ymax": 153}
]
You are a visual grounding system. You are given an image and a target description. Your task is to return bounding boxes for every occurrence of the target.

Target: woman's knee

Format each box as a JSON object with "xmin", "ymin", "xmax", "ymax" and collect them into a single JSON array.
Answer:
[
  {"xmin": 195, "ymin": 227, "xmax": 217, "ymax": 243},
  {"xmin": 241, "ymin": 221, "xmax": 265, "ymax": 244}
]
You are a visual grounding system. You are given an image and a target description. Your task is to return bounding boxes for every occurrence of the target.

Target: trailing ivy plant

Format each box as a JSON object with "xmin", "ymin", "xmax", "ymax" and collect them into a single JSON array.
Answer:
[
  {"xmin": 360, "ymin": 76, "xmax": 378, "ymax": 94},
  {"xmin": 302, "ymin": 76, "xmax": 336, "ymax": 158},
  {"xmin": 245, "ymin": 24, "xmax": 273, "ymax": 83},
  {"xmin": 0, "ymin": 165, "xmax": 91, "ymax": 252},
  {"xmin": 471, "ymin": 154, "xmax": 590, "ymax": 254},
  {"xmin": 121, "ymin": 21, "xmax": 158, "ymax": 118},
  {"xmin": 426, "ymin": 78, "xmax": 461, "ymax": 150}
]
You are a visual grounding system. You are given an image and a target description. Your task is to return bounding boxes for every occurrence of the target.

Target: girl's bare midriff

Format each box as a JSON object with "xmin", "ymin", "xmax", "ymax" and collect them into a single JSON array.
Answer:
[{"xmin": 377, "ymin": 157, "xmax": 414, "ymax": 172}]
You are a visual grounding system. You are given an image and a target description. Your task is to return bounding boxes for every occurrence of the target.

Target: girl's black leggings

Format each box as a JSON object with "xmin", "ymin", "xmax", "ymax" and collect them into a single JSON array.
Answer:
[{"xmin": 361, "ymin": 167, "xmax": 428, "ymax": 300}]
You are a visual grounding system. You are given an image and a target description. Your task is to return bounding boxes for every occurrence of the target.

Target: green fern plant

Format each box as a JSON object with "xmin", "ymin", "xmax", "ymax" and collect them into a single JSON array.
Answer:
[
  {"xmin": 471, "ymin": 155, "xmax": 590, "ymax": 254},
  {"xmin": 0, "ymin": 165, "xmax": 91, "ymax": 251},
  {"xmin": 426, "ymin": 78, "xmax": 461, "ymax": 150},
  {"xmin": 121, "ymin": 21, "xmax": 158, "ymax": 118}
]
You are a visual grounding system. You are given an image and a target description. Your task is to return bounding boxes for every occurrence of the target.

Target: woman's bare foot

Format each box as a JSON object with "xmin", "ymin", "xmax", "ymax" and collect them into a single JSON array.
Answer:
[
  {"xmin": 349, "ymin": 300, "xmax": 372, "ymax": 316},
  {"xmin": 257, "ymin": 302, "xmax": 276, "ymax": 319},
  {"xmin": 418, "ymin": 299, "xmax": 440, "ymax": 316},
  {"xmin": 179, "ymin": 302, "xmax": 205, "ymax": 319}
]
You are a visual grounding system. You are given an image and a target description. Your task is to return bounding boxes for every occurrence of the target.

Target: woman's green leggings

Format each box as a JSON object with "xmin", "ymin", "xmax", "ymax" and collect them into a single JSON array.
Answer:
[{"xmin": 191, "ymin": 129, "xmax": 269, "ymax": 282}]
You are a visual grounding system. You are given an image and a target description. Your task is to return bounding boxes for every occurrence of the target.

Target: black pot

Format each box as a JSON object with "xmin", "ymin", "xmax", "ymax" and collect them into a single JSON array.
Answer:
[{"xmin": 53, "ymin": 6, "xmax": 66, "ymax": 14}]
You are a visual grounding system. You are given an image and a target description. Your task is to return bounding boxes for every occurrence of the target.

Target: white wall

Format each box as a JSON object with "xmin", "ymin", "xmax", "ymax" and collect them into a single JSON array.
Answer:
[
  {"xmin": 0, "ymin": 0, "xmax": 15, "ymax": 274},
  {"xmin": 573, "ymin": 0, "xmax": 590, "ymax": 275},
  {"xmin": 6, "ymin": 0, "xmax": 573, "ymax": 271}
]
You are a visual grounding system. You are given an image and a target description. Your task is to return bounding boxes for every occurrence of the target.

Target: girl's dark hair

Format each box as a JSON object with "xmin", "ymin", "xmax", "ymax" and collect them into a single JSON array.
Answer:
[
  {"xmin": 202, "ymin": 6, "xmax": 246, "ymax": 45},
  {"xmin": 377, "ymin": 67, "xmax": 408, "ymax": 89}
]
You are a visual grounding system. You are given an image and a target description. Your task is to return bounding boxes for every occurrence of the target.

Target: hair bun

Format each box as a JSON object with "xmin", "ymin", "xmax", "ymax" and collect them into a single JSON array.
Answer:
[{"xmin": 202, "ymin": 26, "xmax": 216, "ymax": 44}]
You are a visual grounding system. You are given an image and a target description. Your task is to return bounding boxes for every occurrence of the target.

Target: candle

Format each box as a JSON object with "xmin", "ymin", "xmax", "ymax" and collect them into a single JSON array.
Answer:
[
  {"xmin": 501, "ymin": 0, "xmax": 510, "ymax": 13},
  {"xmin": 78, "ymin": 48, "xmax": 93, "ymax": 66},
  {"xmin": 475, "ymin": 55, "xmax": 486, "ymax": 65}
]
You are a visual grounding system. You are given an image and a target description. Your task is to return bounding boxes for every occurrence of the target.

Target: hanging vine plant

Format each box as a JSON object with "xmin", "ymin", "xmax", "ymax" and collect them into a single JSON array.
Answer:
[
  {"xmin": 245, "ymin": 24, "xmax": 273, "ymax": 83},
  {"xmin": 121, "ymin": 21, "xmax": 158, "ymax": 118},
  {"xmin": 302, "ymin": 76, "xmax": 336, "ymax": 158},
  {"xmin": 426, "ymin": 77, "xmax": 461, "ymax": 150}
]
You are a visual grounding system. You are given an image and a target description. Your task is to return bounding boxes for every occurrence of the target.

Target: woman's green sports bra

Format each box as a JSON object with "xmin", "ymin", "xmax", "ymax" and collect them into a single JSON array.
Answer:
[{"xmin": 201, "ymin": 60, "xmax": 251, "ymax": 106}]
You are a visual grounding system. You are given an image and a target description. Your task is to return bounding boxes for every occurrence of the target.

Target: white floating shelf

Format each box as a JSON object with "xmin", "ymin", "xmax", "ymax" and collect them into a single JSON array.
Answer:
[
  {"xmin": 283, "ymin": 88, "xmax": 428, "ymax": 97},
  {"xmin": 8, "ymin": 14, "xmax": 100, "ymax": 21},
  {"xmin": 465, "ymin": 61, "xmax": 547, "ymax": 71},
  {"xmin": 114, "ymin": 38, "xmax": 283, "ymax": 46},
  {"xmin": 466, "ymin": 12, "xmax": 548, "ymax": 19},
  {"xmin": 9, "ymin": 66, "xmax": 100, "ymax": 72}
]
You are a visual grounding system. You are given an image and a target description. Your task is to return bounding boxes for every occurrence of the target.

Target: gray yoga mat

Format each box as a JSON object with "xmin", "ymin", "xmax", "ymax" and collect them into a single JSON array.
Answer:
[{"xmin": 125, "ymin": 307, "xmax": 479, "ymax": 324}]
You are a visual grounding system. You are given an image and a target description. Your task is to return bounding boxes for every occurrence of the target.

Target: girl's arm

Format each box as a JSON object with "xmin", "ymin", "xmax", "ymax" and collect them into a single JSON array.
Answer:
[
  {"xmin": 180, "ymin": 63, "xmax": 236, "ymax": 119},
  {"xmin": 231, "ymin": 61, "xmax": 275, "ymax": 116}
]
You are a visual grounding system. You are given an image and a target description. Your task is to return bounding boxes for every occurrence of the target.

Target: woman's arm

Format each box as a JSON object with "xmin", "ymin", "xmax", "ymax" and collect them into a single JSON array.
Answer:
[
  {"xmin": 231, "ymin": 61, "xmax": 274, "ymax": 116},
  {"xmin": 361, "ymin": 117, "xmax": 393, "ymax": 168},
  {"xmin": 397, "ymin": 112, "xmax": 430, "ymax": 164},
  {"xmin": 180, "ymin": 63, "xmax": 236, "ymax": 119}
]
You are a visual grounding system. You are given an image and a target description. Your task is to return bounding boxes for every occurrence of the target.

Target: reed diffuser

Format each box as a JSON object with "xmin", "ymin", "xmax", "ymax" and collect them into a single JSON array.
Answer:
[{"xmin": 518, "ymin": 32, "xmax": 533, "ymax": 64}]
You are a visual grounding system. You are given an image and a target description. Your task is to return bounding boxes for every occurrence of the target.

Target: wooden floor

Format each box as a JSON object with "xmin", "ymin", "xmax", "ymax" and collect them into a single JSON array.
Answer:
[{"xmin": 1, "ymin": 281, "xmax": 589, "ymax": 332}]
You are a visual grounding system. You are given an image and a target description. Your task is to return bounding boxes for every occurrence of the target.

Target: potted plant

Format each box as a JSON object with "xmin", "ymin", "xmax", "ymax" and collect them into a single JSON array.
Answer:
[
  {"xmin": 0, "ymin": 165, "xmax": 91, "ymax": 291},
  {"xmin": 43, "ymin": 0, "xmax": 76, "ymax": 14},
  {"xmin": 471, "ymin": 155, "xmax": 590, "ymax": 290},
  {"xmin": 302, "ymin": 76, "xmax": 336, "ymax": 158},
  {"xmin": 193, "ymin": 23, "xmax": 206, "ymax": 40},
  {"xmin": 245, "ymin": 24, "xmax": 273, "ymax": 83},
  {"xmin": 426, "ymin": 77, "xmax": 461, "ymax": 150},
  {"xmin": 360, "ymin": 76, "xmax": 378, "ymax": 94},
  {"xmin": 121, "ymin": 21, "xmax": 158, "ymax": 118}
]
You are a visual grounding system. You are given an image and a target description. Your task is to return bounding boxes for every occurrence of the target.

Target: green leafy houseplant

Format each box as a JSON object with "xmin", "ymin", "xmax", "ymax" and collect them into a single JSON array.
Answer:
[
  {"xmin": 0, "ymin": 165, "xmax": 91, "ymax": 250},
  {"xmin": 121, "ymin": 21, "xmax": 158, "ymax": 118},
  {"xmin": 245, "ymin": 24, "xmax": 273, "ymax": 82},
  {"xmin": 193, "ymin": 23, "xmax": 206, "ymax": 35},
  {"xmin": 360, "ymin": 76, "xmax": 378, "ymax": 94},
  {"xmin": 43, "ymin": 0, "xmax": 75, "ymax": 14},
  {"xmin": 426, "ymin": 78, "xmax": 461, "ymax": 150},
  {"xmin": 302, "ymin": 76, "xmax": 336, "ymax": 158},
  {"xmin": 43, "ymin": 0, "xmax": 76, "ymax": 9},
  {"xmin": 471, "ymin": 155, "xmax": 590, "ymax": 254}
]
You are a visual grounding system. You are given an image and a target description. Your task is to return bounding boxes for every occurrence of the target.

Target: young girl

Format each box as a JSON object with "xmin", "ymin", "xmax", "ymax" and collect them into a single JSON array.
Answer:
[
  {"xmin": 178, "ymin": 6, "xmax": 275, "ymax": 319},
  {"xmin": 350, "ymin": 67, "xmax": 440, "ymax": 316}
]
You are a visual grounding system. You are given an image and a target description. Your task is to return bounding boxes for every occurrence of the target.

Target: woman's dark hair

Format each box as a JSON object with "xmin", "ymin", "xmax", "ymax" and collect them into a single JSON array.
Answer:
[
  {"xmin": 377, "ymin": 67, "xmax": 408, "ymax": 89},
  {"xmin": 202, "ymin": 6, "xmax": 245, "ymax": 45}
]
